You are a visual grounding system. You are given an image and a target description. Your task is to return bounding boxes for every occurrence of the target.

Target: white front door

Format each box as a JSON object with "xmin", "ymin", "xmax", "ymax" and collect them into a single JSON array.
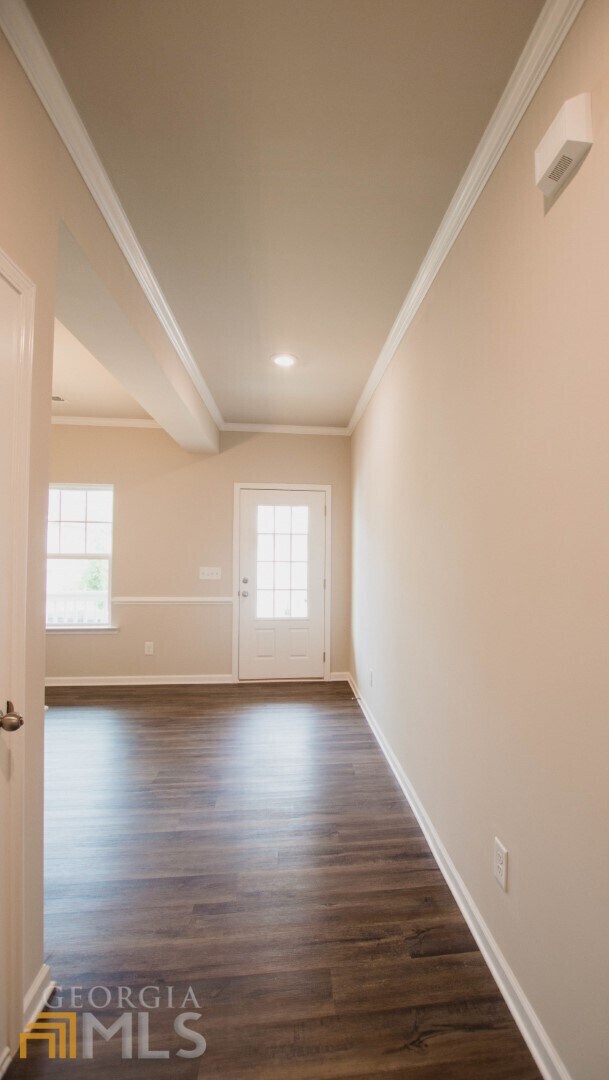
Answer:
[
  {"xmin": 238, "ymin": 488, "xmax": 327, "ymax": 680},
  {"xmin": 0, "ymin": 253, "xmax": 32, "ymax": 1065}
]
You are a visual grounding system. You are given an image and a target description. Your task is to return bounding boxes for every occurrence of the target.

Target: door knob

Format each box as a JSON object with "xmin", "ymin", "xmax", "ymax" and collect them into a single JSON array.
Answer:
[
  {"xmin": 242, "ymin": 577, "xmax": 249, "ymax": 584},
  {"xmin": 242, "ymin": 591, "xmax": 249, "ymax": 597},
  {"xmin": 1, "ymin": 701, "xmax": 24, "ymax": 732}
]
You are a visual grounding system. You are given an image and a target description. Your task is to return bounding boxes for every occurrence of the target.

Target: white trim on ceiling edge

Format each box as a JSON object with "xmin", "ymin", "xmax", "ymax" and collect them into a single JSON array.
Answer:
[
  {"xmin": 0, "ymin": 0, "xmax": 223, "ymax": 430},
  {"xmin": 52, "ymin": 416, "xmax": 160, "ymax": 428},
  {"xmin": 348, "ymin": 674, "xmax": 572, "ymax": 1080},
  {"xmin": 51, "ymin": 417, "xmax": 350, "ymax": 435},
  {"xmin": 222, "ymin": 422, "xmax": 349, "ymax": 437},
  {"xmin": 346, "ymin": 0, "xmax": 586, "ymax": 435},
  {"xmin": 0, "ymin": 0, "xmax": 584, "ymax": 441}
]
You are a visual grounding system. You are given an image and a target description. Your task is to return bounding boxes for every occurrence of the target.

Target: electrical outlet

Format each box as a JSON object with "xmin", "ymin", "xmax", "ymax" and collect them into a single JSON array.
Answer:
[
  {"xmin": 494, "ymin": 837, "xmax": 508, "ymax": 891},
  {"xmin": 144, "ymin": 641, "xmax": 154, "ymax": 656},
  {"xmin": 199, "ymin": 566, "xmax": 221, "ymax": 580}
]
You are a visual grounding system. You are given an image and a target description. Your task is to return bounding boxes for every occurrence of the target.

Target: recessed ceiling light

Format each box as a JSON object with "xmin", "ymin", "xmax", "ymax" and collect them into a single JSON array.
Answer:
[{"xmin": 273, "ymin": 353, "xmax": 296, "ymax": 368}]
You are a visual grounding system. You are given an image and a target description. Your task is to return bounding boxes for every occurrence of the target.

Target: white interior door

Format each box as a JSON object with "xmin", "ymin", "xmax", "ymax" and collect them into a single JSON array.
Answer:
[
  {"xmin": 238, "ymin": 488, "xmax": 327, "ymax": 679},
  {"xmin": 0, "ymin": 253, "xmax": 31, "ymax": 1066}
]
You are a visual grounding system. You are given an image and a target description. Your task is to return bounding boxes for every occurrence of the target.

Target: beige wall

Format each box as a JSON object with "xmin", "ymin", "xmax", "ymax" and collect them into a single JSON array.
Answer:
[
  {"xmin": 351, "ymin": 2, "xmax": 609, "ymax": 1077},
  {"xmin": 0, "ymin": 31, "xmax": 218, "ymax": 1000},
  {"xmin": 47, "ymin": 427, "xmax": 351, "ymax": 678}
]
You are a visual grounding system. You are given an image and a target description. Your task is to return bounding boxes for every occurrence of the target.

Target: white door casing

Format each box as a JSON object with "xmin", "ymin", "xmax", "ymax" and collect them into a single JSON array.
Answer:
[
  {"xmin": 235, "ymin": 485, "xmax": 330, "ymax": 680},
  {"xmin": 0, "ymin": 250, "xmax": 34, "ymax": 1068}
]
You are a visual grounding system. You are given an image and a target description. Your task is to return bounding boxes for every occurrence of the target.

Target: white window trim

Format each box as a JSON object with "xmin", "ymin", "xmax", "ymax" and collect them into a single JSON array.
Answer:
[
  {"xmin": 232, "ymin": 483, "xmax": 332, "ymax": 682},
  {"xmin": 46, "ymin": 482, "xmax": 114, "ymax": 629}
]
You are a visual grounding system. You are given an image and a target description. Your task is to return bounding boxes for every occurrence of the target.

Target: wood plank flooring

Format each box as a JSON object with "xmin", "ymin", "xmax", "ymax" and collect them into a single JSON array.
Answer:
[{"xmin": 8, "ymin": 682, "xmax": 541, "ymax": 1078}]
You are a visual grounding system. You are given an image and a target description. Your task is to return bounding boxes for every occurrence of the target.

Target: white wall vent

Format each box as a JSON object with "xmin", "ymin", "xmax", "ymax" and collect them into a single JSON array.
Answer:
[{"xmin": 535, "ymin": 93, "xmax": 593, "ymax": 196}]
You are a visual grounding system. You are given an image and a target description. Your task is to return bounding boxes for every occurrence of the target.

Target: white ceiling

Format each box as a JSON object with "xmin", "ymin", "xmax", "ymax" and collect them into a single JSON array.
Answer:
[
  {"xmin": 28, "ymin": 0, "xmax": 544, "ymax": 428},
  {"xmin": 52, "ymin": 319, "xmax": 151, "ymax": 420}
]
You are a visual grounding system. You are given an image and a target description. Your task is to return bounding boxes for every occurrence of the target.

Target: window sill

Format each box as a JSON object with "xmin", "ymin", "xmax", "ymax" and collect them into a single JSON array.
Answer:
[{"xmin": 46, "ymin": 626, "xmax": 120, "ymax": 634}]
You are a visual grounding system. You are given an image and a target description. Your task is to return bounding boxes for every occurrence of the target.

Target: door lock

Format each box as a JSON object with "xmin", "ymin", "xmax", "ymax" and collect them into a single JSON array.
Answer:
[{"xmin": 0, "ymin": 701, "xmax": 24, "ymax": 732}]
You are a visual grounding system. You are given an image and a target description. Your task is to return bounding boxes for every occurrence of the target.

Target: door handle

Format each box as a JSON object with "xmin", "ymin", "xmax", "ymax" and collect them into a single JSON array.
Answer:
[
  {"xmin": 0, "ymin": 701, "xmax": 24, "ymax": 732},
  {"xmin": 241, "ymin": 591, "xmax": 249, "ymax": 598}
]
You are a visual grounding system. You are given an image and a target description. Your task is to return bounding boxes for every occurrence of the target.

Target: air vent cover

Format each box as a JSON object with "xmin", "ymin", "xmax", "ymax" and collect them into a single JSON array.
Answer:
[{"xmin": 535, "ymin": 93, "xmax": 592, "ymax": 196}]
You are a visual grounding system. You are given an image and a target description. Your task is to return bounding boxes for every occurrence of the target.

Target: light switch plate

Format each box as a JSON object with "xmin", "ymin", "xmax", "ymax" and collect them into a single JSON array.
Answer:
[{"xmin": 199, "ymin": 566, "xmax": 221, "ymax": 580}]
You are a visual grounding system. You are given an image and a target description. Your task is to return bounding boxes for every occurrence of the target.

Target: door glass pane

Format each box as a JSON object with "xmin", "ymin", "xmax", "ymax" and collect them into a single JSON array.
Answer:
[
  {"xmin": 257, "ymin": 534, "xmax": 274, "ymax": 561},
  {"xmin": 274, "ymin": 506, "xmax": 291, "ymax": 533},
  {"xmin": 291, "ymin": 506, "xmax": 308, "ymax": 533},
  {"xmin": 292, "ymin": 534, "xmax": 307, "ymax": 561},
  {"xmin": 274, "ymin": 534, "xmax": 290, "ymax": 561},
  {"xmin": 291, "ymin": 562, "xmax": 307, "ymax": 589},
  {"xmin": 255, "ymin": 502, "xmax": 311, "ymax": 619},
  {"xmin": 274, "ymin": 562, "xmax": 290, "ymax": 589},
  {"xmin": 257, "ymin": 563, "xmax": 274, "ymax": 590},
  {"xmin": 274, "ymin": 590, "xmax": 291, "ymax": 617},
  {"xmin": 257, "ymin": 505, "xmax": 274, "ymax": 532}
]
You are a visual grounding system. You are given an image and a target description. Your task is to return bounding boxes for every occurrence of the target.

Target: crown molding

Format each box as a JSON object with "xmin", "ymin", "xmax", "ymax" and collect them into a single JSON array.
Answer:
[
  {"xmin": 347, "ymin": 0, "xmax": 586, "ymax": 435},
  {"xmin": 51, "ymin": 415, "xmax": 160, "ymax": 428},
  {"xmin": 50, "ymin": 416, "xmax": 349, "ymax": 436},
  {"xmin": 0, "ymin": 0, "xmax": 224, "ymax": 430},
  {"xmin": 222, "ymin": 422, "xmax": 350, "ymax": 437},
  {"xmin": 1, "ymin": 0, "xmax": 584, "ymax": 441}
]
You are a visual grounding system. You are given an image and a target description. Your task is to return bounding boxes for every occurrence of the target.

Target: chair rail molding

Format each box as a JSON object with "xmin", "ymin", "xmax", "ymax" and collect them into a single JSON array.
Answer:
[{"xmin": 112, "ymin": 596, "xmax": 233, "ymax": 605}]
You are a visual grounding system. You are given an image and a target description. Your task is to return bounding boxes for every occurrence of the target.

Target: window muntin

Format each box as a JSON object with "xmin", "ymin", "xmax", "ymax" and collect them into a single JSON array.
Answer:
[
  {"xmin": 46, "ymin": 485, "xmax": 113, "ymax": 627},
  {"xmin": 256, "ymin": 504, "xmax": 309, "ymax": 619}
]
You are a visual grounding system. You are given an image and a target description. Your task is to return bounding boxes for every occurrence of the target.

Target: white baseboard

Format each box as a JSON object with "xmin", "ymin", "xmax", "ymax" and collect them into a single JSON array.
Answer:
[
  {"xmin": 23, "ymin": 962, "xmax": 55, "ymax": 1028},
  {"xmin": 348, "ymin": 675, "xmax": 571, "ymax": 1080},
  {"xmin": 0, "ymin": 1047, "xmax": 11, "ymax": 1079},
  {"xmin": 46, "ymin": 674, "xmax": 353, "ymax": 687},
  {"xmin": 0, "ymin": 965, "xmax": 54, "ymax": 1077},
  {"xmin": 45, "ymin": 674, "xmax": 233, "ymax": 687}
]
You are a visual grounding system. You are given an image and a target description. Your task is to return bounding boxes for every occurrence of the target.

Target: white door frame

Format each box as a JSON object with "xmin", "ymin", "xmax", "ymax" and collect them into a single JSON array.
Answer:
[
  {"xmin": 232, "ymin": 483, "xmax": 332, "ymax": 681},
  {"xmin": 0, "ymin": 247, "xmax": 35, "ymax": 1062}
]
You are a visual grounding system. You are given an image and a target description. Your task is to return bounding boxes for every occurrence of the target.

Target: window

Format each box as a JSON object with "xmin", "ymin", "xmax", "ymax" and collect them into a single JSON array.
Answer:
[
  {"xmin": 46, "ymin": 485, "xmax": 114, "ymax": 627},
  {"xmin": 256, "ymin": 504, "xmax": 308, "ymax": 618}
]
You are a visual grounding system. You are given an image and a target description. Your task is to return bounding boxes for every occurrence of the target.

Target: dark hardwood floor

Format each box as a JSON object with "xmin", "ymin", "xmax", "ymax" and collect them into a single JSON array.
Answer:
[{"xmin": 9, "ymin": 682, "xmax": 541, "ymax": 1078}]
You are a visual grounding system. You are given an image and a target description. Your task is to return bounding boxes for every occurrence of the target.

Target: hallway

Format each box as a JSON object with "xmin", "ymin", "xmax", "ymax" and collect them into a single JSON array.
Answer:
[{"xmin": 11, "ymin": 683, "xmax": 539, "ymax": 1078}]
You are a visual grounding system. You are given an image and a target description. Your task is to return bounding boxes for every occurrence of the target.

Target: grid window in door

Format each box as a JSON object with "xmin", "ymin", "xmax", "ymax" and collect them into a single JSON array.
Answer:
[{"xmin": 256, "ymin": 505, "xmax": 309, "ymax": 618}]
